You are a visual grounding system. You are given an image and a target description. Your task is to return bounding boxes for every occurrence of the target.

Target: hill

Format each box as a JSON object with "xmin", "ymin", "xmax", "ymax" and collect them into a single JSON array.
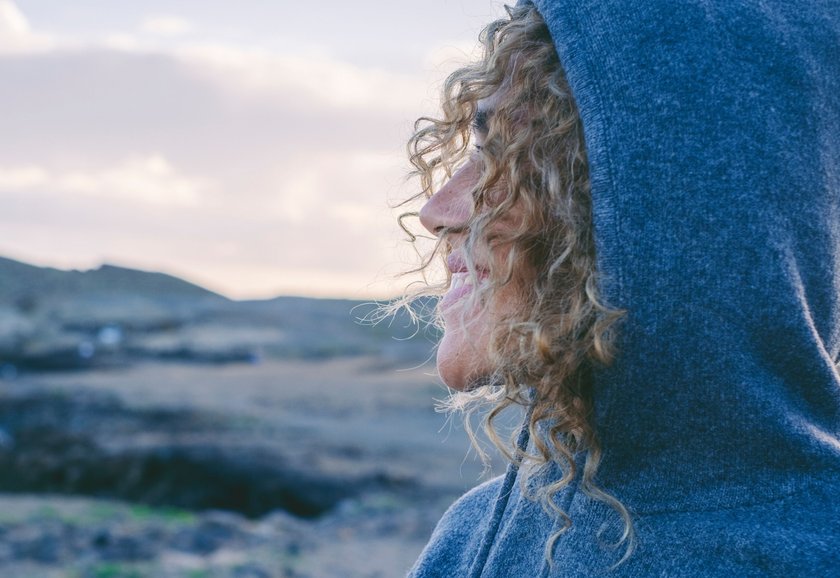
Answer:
[
  {"xmin": 0, "ymin": 256, "xmax": 436, "ymax": 372},
  {"xmin": 0, "ymin": 256, "xmax": 224, "ymax": 308}
]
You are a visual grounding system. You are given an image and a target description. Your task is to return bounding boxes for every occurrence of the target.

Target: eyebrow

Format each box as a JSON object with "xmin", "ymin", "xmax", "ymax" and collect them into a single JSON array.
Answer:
[{"xmin": 472, "ymin": 108, "xmax": 493, "ymax": 135}]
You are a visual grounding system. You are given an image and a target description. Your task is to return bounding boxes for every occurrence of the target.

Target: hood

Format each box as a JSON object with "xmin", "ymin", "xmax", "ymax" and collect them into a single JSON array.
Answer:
[{"xmin": 529, "ymin": 0, "xmax": 840, "ymax": 512}]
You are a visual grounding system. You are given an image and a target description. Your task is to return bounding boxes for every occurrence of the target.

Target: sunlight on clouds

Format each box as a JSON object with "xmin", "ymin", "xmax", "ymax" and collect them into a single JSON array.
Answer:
[
  {"xmin": 0, "ymin": 0, "xmax": 490, "ymax": 298},
  {"xmin": 266, "ymin": 149, "xmax": 407, "ymax": 224},
  {"xmin": 140, "ymin": 15, "xmax": 193, "ymax": 37},
  {"xmin": 2, "ymin": 0, "xmax": 431, "ymax": 122},
  {"xmin": 0, "ymin": 0, "xmax": 54, "ymax": 53},
  {"xmin": 100, "ymin": 32, "xmax": 144, "ymax": 51},
  {"xmin": 271, "ymin": 169, "xmax": 325, "ymax": 222},
  {"xmin": 0, "ymin": 155, "xmax": 211, "ymax": 207},
  {"xmin": 0, "ymin": 165, "xmax": 49, "ymax": 188},
  {"xmin": 0, "ymin": 0, "xmax": 26, "ymax": 34},
  {"xmin": 179, "ymin": 263, "xmax": 401, "ymax": 300},
  {"xmin": 176, "ymin": 43, "xmax": 427, "ymax": 112}
]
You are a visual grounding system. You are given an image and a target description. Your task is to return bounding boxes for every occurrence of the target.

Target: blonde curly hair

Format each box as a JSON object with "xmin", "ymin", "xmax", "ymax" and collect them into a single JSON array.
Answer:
[{"xmin": 399, "ymin": 3, "xmax": 634, "ymax": 564}]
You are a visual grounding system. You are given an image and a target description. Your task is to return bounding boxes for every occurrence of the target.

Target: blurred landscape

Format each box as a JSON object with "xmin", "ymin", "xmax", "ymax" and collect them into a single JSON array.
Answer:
[{"xmin": 0, "ymin": 255, "xmax": 510, "ymax": 578}]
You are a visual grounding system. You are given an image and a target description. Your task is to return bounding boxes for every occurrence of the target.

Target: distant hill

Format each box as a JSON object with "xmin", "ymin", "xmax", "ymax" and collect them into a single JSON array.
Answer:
[
  {"xmin": 0, "ymin": 256, "xmax": 225, "ymax": 308},
  {"xmin": 0, "ymin": 255, "xmax": 437, "ymax": 372}
]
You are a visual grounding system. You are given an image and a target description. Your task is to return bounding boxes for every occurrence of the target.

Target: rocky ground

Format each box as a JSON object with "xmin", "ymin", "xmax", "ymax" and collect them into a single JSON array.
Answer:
[
  {"xmin": 0, "ymin": 257, "xmax": 518, "ymax": 576},
  {"xmin": 0, "ymin": 491, "xmax": 450, "ymax": 578},
  {"xmin": 0, "ymin": 358, "xmax": 515, "ymax": 578}
]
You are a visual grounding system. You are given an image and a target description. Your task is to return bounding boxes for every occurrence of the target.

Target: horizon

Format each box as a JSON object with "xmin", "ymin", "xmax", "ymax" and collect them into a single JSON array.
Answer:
[
  {"xmin": 0, "ymin": 0, "xmax": 505, "ymax": 300},
  {"xmin": 0, "ymin": 250, "xmax": 404, "ymax": 301}
]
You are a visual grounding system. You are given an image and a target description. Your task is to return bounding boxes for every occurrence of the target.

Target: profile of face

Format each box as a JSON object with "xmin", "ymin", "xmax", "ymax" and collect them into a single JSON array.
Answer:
[{"xmin": 419, "ymin": 96, "xmax": 524, "ymax": 391}]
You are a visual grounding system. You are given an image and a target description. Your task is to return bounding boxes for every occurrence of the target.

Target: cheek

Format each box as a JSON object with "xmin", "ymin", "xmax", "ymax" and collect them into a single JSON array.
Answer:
[{"xmin": 435, "ymin": 264, "xmax": 530, "ymax": 390}]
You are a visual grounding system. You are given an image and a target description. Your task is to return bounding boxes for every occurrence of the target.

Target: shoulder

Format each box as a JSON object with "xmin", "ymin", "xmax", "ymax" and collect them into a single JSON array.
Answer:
[
  {"xmin": 407, "ymin": 476, "xmax": 504, "ymax": 577},
  {"xmin": 624, "ymin": 479, "xmax": 840, "ymax": 577},
  {"xmin": 434, "ymin": 474, "xmax": 505, "ymax": 533}
]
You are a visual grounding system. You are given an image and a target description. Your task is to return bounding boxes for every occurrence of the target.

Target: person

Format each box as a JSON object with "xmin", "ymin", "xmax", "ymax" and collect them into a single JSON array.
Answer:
[{"xmin": 401, "ymin": 0, "xmax": 840, "ymax": 576}]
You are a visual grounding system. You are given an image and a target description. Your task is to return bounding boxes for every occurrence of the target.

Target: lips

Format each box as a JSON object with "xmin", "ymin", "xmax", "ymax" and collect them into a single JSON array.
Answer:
[
  {"xmin": 447, "ymin": 254, "xmax": 468, "ymax": 275},
  {"xmin": 441, "ymin": 272, "xmax": 474, "ymax": 310},
  {"xmin": 441, "ymin": 254, "xmax": 487, "ymax": 310}
]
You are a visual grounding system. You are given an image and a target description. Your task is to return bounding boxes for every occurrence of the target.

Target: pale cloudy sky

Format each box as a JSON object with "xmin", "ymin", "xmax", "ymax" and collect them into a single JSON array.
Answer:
[{"xmin": 0, "ymin": 0, "xmax": 505, "ymax": 299}]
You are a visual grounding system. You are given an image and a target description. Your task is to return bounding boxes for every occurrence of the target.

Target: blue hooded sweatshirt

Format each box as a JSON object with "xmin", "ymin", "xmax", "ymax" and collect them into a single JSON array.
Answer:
[{"xmin": 409, "ymin": 0, "xmax": 840, "ymax": 576}]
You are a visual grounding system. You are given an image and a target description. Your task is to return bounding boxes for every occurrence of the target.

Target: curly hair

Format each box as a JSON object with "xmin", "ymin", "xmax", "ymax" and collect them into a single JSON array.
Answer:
[{"xmin": 399, "ymin": 3, "xmax": 634, "ymax": 565}]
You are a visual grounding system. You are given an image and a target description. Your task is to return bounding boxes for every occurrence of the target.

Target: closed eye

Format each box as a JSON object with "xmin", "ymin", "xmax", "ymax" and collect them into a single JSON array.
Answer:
[
  {"xmin": 471, "ymin": 108, "xmax": 492, "ymax": 153},
  {"xmin": 472, "ymin": 109, "xmax": 490, "ymax": 135}
]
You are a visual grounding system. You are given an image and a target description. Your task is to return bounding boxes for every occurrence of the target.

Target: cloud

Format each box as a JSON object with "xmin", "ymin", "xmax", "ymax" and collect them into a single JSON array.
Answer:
[
  {"xmin": 0, "ymin": 182, "xmax": 415, "ymax": 299},
  {"xmin": 0, "ymin": 0, "xmax": 25, "ymax": 34},
  {"xmin": 0, "ymin": 154, "xmax": 211, "ymax": 207},
  {"xmin": 140, "ymin": 15, "xmax": 193, "ymax": 37},
  {"xmin": 0, "ymin": 0, "xmax": 54, "ymax": 53},
  {"xmin": 158, "ymin": 42, "xmax": 428, "ymax": 113},
  {"xmin": 1, "ymin": 1, "xmax": 429, "ymax": 116},
  {"xmin": 0, "ymin": 0, "xmax": 472, "ymax": 298},
  {"xmin": 0, "ymin": 164, "xmax": 48, "ymax": 189}
]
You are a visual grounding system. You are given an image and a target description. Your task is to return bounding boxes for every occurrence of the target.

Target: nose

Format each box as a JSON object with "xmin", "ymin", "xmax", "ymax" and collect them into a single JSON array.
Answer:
[{"xmin": 419, "ymin": 160, "xmax": 479, "ymax": 236}]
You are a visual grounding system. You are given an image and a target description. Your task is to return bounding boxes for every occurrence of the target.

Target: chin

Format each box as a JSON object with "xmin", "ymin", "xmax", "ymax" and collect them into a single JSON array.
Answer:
[
  {"xmin": 436, "ymin": 336, "xmax": 469, "ymax": 390},
  {"xmin": 435, "ymin": 324, "xmax": 491, "ymax": 391}
]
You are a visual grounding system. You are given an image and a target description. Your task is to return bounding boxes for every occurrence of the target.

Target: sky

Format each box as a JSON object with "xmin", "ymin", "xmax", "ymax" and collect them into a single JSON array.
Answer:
[{"xmin": 0, "ymin": 0, "xmax": 506, "ymax": 299}]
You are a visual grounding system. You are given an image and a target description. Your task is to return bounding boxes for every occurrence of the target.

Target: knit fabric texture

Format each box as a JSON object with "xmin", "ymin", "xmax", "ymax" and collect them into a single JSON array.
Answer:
[{"xmin": 409, "ymin": 0, "xmax": 840, "ymax": 575}]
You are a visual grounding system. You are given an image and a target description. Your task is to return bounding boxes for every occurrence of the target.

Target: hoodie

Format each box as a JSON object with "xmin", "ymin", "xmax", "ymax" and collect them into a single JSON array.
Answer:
[{"xmin": 409, "ymin": 0, "xmax": 840, "ymax": 576}]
